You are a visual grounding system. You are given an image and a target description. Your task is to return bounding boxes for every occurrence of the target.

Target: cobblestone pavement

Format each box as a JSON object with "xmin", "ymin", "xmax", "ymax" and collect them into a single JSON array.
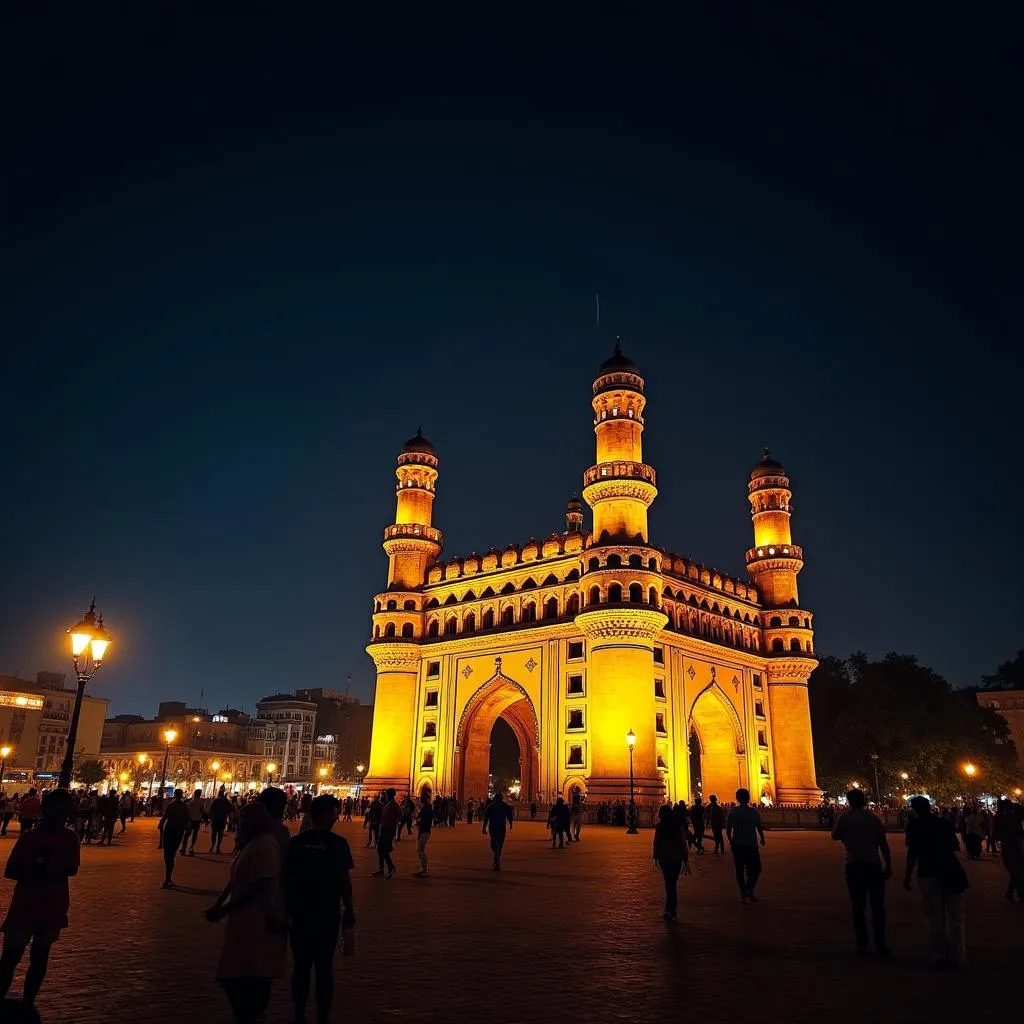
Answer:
[{"xmin": 0, "ymin": 818, "xmax": 1018, "ymax": 1023}]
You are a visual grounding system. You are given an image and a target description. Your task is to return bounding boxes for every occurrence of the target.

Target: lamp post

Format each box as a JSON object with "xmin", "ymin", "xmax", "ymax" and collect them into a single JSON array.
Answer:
[
  {"xmin": 356, "ymin": 763, "xmax": 365, "ymax": 800},
  {"xmin": 963, "ymin": 762, "xmax": 977, "ymax": 803},
  {"xmin": 318, "ymin": 766, "xmax": 328, "ymax": 794},
  {"xmin": 159, "ymin": 729, "xmax": 178, "ymax": 799},
  {"xmin": 870, "ymin": 753, "xmax": 881, "ymax": 805},
  {"xmin": 626, "ymin": 728, "xmax": 638, "ymax": 834},
  {"xmin": 0, "ymin": 745, "xmax": 11, "ymax": 789},
  {"xmin": 266, "ymin": 762, "xmax": 277, "ymax": 788},
  {"xmin": 210, "ymin": 760, "xmax": 221, "ymax": 797},
  {"xmin": 137, "ymin": 753, "xmax": 149, "ymax": 791},
  {"xmin": 59, "ymin": 600, "xmax": 112, "ymax": 789}
]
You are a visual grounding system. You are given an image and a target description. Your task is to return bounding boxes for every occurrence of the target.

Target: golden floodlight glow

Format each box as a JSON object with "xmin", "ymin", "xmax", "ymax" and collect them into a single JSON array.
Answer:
[
  {"xmin": 211, "ymin": 760, "xmax": 221, "ymax": 772},
  {"xmin": 964, "ymin": 762, "xmax": 977, "ymax": 777},
  {"xmin": 356, "ymin": 763, "xmax": 365, "ymax": 774},
  {"xmin": 266, "ymin": 762, "xmax": 277, "ymax": 774},
  {"xmin": 319, "ymin": 766, "xmax": 328, "ymax": 778},
  {"xmin": 138, "ymin": 753, "xmax": 148, "ymax": 764},
  {"xmin": 119, "ymin": 772, "xmax": 129, "ymax": 783},
  {"xmin": 162, "ymin": 728, "xmax": 178, "ymax": 745},
  {"xmin": 900, "ymin": 772, "xmax": 909, "ymax": 780},
  {"xmin": 0, "ymin": 745, "xmax": 11, "ymax": 759},
  {"xmin": 1015, "ymin": 788, "xmax": 1022, "ymax": 797}
]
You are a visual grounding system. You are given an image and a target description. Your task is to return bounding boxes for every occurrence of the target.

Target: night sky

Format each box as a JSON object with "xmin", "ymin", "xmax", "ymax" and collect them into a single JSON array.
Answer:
[{"xmin": 2, "ymin": 8, "xmax": 1019, "ymax": 717}]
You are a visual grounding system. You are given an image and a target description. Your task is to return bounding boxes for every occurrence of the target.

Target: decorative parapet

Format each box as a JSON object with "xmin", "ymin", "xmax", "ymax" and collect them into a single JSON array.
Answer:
[
  {"xmin": 365, "ymin": 642, "xmax": 421, "ymax": 672},
  {"xmin": 574, "ymin": 607, "xmax": 668, "ymax": 642},
  {"xmin": 583, "ymin": 461, "xmax": 656, "ymax": 487},
  {"xmin": 383, "ymin": 523, "xmax": 443, "ymax": 545},
  {"xmin": 764, "ymin": 658, "xmax": 816, "ymax": 684}
]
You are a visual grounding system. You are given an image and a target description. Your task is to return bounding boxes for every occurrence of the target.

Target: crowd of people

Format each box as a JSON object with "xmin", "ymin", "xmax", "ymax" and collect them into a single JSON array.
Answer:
[{"xmin": 0, "ymin": 780, "xmax": 1022, "ymax": 1021}]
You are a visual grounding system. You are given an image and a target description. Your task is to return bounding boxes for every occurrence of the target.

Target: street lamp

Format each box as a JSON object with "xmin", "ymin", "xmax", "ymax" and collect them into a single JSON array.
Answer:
[
  {"xmin": 137, "ymin": 753, "xmax": 149, "ymax": 790},
  {"xmin": 356, "ymin": 763, "xmax": 365, "ymax": 799},
  {"xmin": 0, "ymin": 745, "xmax": 12, "ymax": 787},
  {"xmin": 159, "ymin": 728, "xmax": 178, "ymax": 798},
  {"xmin": 625, "ymin": 728, "xmax": 638, "ymax": 834},
  {"xmin": 963, "ymin": 762, "xmax": 977, "ymax": 777},
  {"xmin": 318, "ymin": 766, "xmax": 328, "ymax": 793},
  {"xmin": 266, "ymin": 762, "xmax": 277, "ymax": 787},
  {"xmin": 210, "ymin": 760, "xmax": 221, "ymax": 796},
  {"xmin": 869, "ymin": 753, "xmax": 881, "ymax": 803},
  {"xmin": 59, "ymin": 600, "xmax": 112, "ymax": 789}
]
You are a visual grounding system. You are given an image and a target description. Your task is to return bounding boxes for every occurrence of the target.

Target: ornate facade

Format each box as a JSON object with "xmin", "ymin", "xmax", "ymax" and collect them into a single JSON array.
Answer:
[{"xmin": 365, "ymin": 342, "xmax": 819, "ymax": 805}]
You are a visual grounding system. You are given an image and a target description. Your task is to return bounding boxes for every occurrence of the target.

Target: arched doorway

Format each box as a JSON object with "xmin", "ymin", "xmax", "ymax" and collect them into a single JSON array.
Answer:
[
  {"xmin": 688, "ymin": 687, "xmax": 745, "ymax": 804},
  {"xmin": 454, "ymin": 673, "xmax": 540, "ymax": 804}
]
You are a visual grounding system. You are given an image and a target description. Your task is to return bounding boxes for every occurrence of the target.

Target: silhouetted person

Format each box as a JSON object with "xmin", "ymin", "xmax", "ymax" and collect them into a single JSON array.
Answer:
[
  {"xmin": 159, "ymin": 789, "xmax": 190, "ymax": 889},
  {"xmin": 286, "ymin": 795, "xmax": 354, "ymax": 1024},
  {"xmin": 831, "ymin": 788, "xmax": 892, "ymax": 956},
  {"xmin": 0, "ymin": 790, "xmax": 80, "ymax": 1006},
  {"xmin": 904, "ymin": 795, "xmax": 967, "ymax": 969},
  {"xmin": 708, "ymin": 795, "xmax": 725, "ymax": 855},
  {"xmin": 653, "ymin": 804, "xmax": 689, "ymax": 922},
  {"xmin": 482, "ymin": 792, "xmax": 513, "ymax": 870},
  {"xmin": 726, "ymin": 788, "xmax": 765, "ymax": 902}
]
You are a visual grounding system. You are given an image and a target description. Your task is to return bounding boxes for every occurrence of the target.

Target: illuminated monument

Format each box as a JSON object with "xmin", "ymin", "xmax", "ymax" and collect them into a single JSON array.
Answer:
[{"xmin": 365, "ymin": 342, "xmax": 819, "ymax": 805}]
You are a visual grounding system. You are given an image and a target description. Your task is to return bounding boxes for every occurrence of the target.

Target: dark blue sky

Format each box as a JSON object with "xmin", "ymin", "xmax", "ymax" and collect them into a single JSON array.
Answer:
[{"xmin": 2, "ymin": 8, "xmax": 1019, "ymax": 715}]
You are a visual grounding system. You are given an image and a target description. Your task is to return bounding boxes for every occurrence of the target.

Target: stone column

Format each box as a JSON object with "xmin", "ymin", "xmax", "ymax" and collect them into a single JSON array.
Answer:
[
  {"xmin": 766, "ymin": 658, "xmax": 820, "ymax": 804},
  {"xmin": 575, "ymin": 607, "xmax": 668, "ymax": 802},
  {"xmin": 364, "ymin": 642, "xmax": 420, "ymax": 794}
]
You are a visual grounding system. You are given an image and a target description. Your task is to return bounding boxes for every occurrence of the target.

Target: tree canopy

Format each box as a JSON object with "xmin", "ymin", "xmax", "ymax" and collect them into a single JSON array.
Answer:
[
  {"xmin": 809, "ymin": 652, "xmax": 1019, "ymax": 803},
  {"xmin": 75, "ymin": 758, "xmax": 107, "ymax": 788},
  {"xmin": 981, "ymin": 649, "xmax": 1024, "ymax": 691}
]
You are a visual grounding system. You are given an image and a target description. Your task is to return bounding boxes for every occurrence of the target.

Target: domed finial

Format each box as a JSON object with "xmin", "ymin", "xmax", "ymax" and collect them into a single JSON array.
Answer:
[
  {"xmin": 762, "ymin": 444, "xmax": 770, "ymax": 459},
  {"xmin": 613, "ymin": 336, "xmax": 622, "ymax": 355},
  {"xmin": 416, "ymin": 426, "xmax": 424, "ymax": 438}
]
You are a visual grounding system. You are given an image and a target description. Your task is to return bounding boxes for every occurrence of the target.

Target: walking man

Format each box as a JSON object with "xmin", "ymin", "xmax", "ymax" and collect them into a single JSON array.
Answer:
[
  {"xmin": 904, "ymin": 795, "xmax": 967, "ymax": 969},
  {"xmin": 831, "ymin": 787, "xmax": 892, "ymax": 956},
  {"xmin": 159, "ymin": 789, "xmax": 190, "ymax": 889},
  {"xmin": 208, "ymin": 787, "xmax": 232, "ymax": 854},
  {"xmin": 413, "ymin": 792, "xmax": 434, "ymax": 877},
  {"xmin": 482, "ymin": 791, "xmax": 514, "ymax": 871},
  {"xmin": 181, "ymin": 789, "xmax": 204, "ymax": 856},
  {"xmin": 726, "ymin": 788, "xmax": 765, "ymax": 903},
  {"xmin": 691, "ymin": 797, "xmax": 706, "ymax": 856},
  {"xmin": 286, "ymin": 795, "xmax": 355, "ymax": 1024},
  {"xmin": 708, "ymin": 795, "xmax": 725, "ymax": 855},
  {"xmin": 371, "ymin": 788, "xmax": 400, "ymax": 877}
]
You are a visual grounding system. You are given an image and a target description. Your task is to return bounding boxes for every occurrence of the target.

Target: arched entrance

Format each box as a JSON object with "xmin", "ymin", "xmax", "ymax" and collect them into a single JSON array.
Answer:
[
  {"xmin": 454, "ymin": 672, "xmax": 540, "ymax": 804},
  {"xmin": 688, "ymin": 686, "xmax": 745, "ymax": 803}
]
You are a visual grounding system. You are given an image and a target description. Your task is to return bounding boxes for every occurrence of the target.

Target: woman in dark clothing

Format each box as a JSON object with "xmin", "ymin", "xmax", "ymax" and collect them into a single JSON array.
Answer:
[{"xmin": 653, "ymin": 804, "xmax": 689, "ymax": 922}]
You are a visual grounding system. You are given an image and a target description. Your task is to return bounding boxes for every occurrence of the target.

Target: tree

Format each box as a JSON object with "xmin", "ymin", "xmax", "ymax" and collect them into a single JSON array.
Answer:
[
  {"xmin": 75, "ymin": 759, "xmax": 107, "ymax": 788},
  {"xmin": 809, "ymin": 652, "xmax": 1018, "ymax": 803},
  {"xmin": 982, "ymin": 649, "xmax": 1024, "ymax": 691}
]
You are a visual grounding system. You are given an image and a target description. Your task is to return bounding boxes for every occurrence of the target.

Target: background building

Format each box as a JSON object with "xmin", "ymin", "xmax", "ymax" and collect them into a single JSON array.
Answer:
[
  {"xmin": 977, "ymin": 690, "xmax": 1024, "ymax": 775},
  {"xmin": 255, "ymin": 694, "xmax": 318, "ymax": 783},
  {"xmin": 365, "ymin": 343, "xmax": 819, "ymax": 805},
  {"xmin": 0, "ymin": 671, "xmax": 109, "ymax": 781},
  {"xmin": 294, "ymin": 688, "xmax": 372, "ymax": 778}
]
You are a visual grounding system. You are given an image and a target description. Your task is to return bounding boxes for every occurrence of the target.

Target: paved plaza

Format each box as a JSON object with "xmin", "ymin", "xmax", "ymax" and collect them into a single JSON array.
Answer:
[{"xmin": 0, "ymin": 818, "xmax": 1018, "ymax": 1023}]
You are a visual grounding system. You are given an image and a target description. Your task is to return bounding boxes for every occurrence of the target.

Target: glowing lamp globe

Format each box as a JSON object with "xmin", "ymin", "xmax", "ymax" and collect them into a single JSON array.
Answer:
[{"xmin": 626, "ymin": 729, "xmax": 636, "ymax": 748}]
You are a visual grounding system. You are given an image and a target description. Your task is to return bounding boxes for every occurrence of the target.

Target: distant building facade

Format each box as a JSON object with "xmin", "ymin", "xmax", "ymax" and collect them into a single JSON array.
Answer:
[
  {"xmin": 977, "ymin": 690, "xmax": 1024, "ymax": 774},
  {"xmin": 294, "ymin": 688, "xmax": 372, "ymax": 777},
  {"xmin": 0, "ymin": 672, "xmax": 109, "ymax": 781}
]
